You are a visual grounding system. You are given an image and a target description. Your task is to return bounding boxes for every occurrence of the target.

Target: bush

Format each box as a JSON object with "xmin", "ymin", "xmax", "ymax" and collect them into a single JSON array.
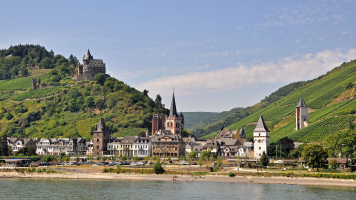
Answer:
[
  {"xmin": 37, "ymin": 168, "xmax": 42, "ymax": 173},
  {"xmin": 153, "ymin": 161, "xmax": 165, "ymax": 174},
  {"xmin": 103, "ymin": 168, "xmax": 109, "ymax": 173},
  {"xmin": 228, "ymin": 172, "xmax": 235, "ymax": 177}
]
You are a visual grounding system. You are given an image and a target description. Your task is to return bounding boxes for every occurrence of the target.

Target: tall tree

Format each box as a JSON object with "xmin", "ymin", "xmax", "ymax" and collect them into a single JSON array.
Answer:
[
  {"xmin": 0, "ymin": 134, "xmax": 9, "ymax": 156},
  {"xmin": 302, "ymin": 143, "xmax": 327, "ymax": 171},
  {"xmin": 260, "ymin": 151, "xmax": 269, "ymax": 166}
]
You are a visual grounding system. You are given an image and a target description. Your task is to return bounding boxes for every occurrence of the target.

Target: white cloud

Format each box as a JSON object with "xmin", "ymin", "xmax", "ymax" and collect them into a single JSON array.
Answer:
[{"xmin": 136, "ymin": 49, "xmax": 356, "ymax": 97}]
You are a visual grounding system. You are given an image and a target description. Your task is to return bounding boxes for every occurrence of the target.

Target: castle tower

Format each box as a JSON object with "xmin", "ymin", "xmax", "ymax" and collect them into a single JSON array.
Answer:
[
  {"xmin": 93, "ymin": 118, "xmax": 110, "ymax": 156},
  {"xmin": 165, "ymin": 92, "xmax": 183, "ymax": 135},
  {"xmin": 253, "ymin": 116, "xmax": 270, "ymax": 160},
  {"xmin": 296, "ymin": 98, "xmax": 309, "ymax": 130},
  {"xmin": 82, "ymin": 49, "xmax": 93, "ymax": 67}
]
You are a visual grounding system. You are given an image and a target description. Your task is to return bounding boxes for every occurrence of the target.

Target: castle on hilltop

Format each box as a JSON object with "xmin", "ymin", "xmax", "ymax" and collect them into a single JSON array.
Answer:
[{"xmin": 73, "ymin": 49, "xmax": 107, "ymax": 81}]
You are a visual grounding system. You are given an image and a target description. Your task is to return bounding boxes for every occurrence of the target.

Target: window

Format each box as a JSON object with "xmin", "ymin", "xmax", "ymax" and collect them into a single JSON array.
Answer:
[
  {"xmin": 167, "ymin": 122, "xmax": 169, "ymax": 127},
  {"xmin": 97, "ymin": 139, "xmax": 99, "ymax": 142},
  {"xmin": 259, "ymin": 133, "xmax": 260, "ymax": 136},
  {"xmin": 259, "ymin": 147, "xmax": 261, "ymax": 150},
  {"xmin": 96, "ymin": 146, "xmax": 99, "ymax": 149}
]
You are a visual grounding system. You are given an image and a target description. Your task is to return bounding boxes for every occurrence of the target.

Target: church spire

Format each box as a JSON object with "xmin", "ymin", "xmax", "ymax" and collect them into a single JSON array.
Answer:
[{"xmin": 169, "ymin": 92, "xmax": 178, "ymax": 117}]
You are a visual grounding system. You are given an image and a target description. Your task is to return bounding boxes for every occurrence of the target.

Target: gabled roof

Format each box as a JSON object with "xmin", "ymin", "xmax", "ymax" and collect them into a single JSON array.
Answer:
[
  {"xmin": 216, "ymin": 138, "xmax": 240, "ymax": 146},
  {"xmin": 296, "ymin": 98, "xmax": 308, "ymax": 108},
  {"xmin": 169, "ymin": 93, "xmax": 178, "ymax": 117},
  {"xmin": 253, "ymin": 115, "xmax": 270, "ymax": 132},
  {"xmin": 122, "ymin": 136, "xmax": 138, "ymax": 143}
]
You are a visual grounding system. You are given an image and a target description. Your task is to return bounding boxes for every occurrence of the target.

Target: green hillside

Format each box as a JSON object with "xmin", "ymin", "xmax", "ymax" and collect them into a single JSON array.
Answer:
[
  {"xmin": 182, "ymin": 112, "xmax": 218, "ymax": 130},
  {"xmin": 197, "ymin": 81, "xmax": 305, "ymax": 139},
  {"xmin": 204, "ymin": 59, "xmax": 356, "ymax": 143},
  {"xmin": 0, "ymin": 44, "xmax": 168, "ymax": 140}
]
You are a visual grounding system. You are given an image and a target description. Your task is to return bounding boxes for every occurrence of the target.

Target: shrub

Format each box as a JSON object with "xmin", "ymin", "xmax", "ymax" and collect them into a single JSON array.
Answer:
[
  {"xmin": 37, "ymin": 168, "xmax": 42, "ymax": 173},
  {"xmin": 153, "ymin": 162, "xmax": 165, "ymax": 174},
  {"xmin": 228, "ymin": 172, "xmax": 235, "ymax": 177},
  {"xmin": 103, "ymin": 168, "xmax": 109, "ymax": 173}
]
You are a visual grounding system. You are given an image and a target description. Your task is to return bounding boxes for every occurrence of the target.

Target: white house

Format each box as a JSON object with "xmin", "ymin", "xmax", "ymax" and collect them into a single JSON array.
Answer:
[
  {"xmin": 253, "ymin": 116, "xmax": 270, "ymax": 160},
  {"xmin": 133, "ymin": 137, "xmax": 152, "ymax": 157}
]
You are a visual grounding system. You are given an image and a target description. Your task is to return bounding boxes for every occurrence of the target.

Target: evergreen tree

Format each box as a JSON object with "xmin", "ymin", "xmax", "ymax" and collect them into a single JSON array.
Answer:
[
  {"xmin": 0, "ymin": 134, "xmax": 9, "ymax": 156},
  {"xmin": 260, "ymin": 151, "xmax": 269, "ymax": 166}
]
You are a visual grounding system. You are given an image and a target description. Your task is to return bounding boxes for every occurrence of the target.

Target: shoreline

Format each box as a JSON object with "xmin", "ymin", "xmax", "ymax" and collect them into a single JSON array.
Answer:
[{"xmin": 1, "ymin": 172, "xmax": 356, "ymax": 187}]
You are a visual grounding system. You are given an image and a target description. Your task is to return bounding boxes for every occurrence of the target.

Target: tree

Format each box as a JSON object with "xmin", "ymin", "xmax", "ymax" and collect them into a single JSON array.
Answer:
[
  {"xmin": 190, "ymin": 150, "xmax": 198, "ymax": 158},
  {"xmin": 84, "ymin": 96, "xmax": 95, "ymax": 108},
  {"xmin": 277, "ymin": 137, "xmax": 294, "ymax": 155},
  {"xmin": 96, "ymin": 156, "xmax": 101, "ymax": 161},
  {"xmin": 144, "ymin": 155, "xmax": 150, "ymax": 162},
  {"xmin": 95, "ymin": 73, "xmax": 105, "ymax": 85},
  {"xmin": 329, "ymin": 159, "xmax": 337, "ymax": 169},
  {"xmin": 198, "ymin": 157, "xmax": 203, "ymax": 167},
  {"xmin": 38, "ymin": 57, "xmax": 53, "ymax": 69},
  {"xmin": 0, "ymin": 134, "xmax": 9, "ymax": 156},
  {"xmin": 5, "ymin": 112, "xmax": 13, "ymax": 120},
  {"xmin": 216, "ymin": 156, "xmax": 222, "ymax": 167},
  {"xmin": 76, "ymin": 155, "xmax": 80, "ymax": 162},
  {"xmin": 153, "ymin": 159, "xmax": 165, "ymax": 174},
  {"xmin": 201, "ymin": 149, "xmax": 211, "ymax": 158},
  {"xmin": 302, "ymin": 143, "xmax": 327, "ymax": 171},
  {"xmin": 133, "ymin": 156, "xmax": 139, "ymax": 161},
  {"xmin": 143, "ymin": 89, "xmax": 149, "ymax": 96},
  {"xmin": 260, "ymin": 151, "xmax": 269, "ymax": 166},
  {"xmin": 15, "ymin": 147, "xmax": 37, "ymax": 156},
  {"xmin": 121, "ymin": 155, "xmax": 127, "ymax": 161},
  {"xmin": 20, "ymin": 66, "xmax": 28, "ymax": 76},
  {"xmin": 324, "ymin": 130, "xmax": 356, "ymax": 165}
]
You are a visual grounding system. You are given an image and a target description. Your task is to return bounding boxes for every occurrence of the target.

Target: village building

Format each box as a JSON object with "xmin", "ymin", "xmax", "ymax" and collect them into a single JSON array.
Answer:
[
  {"xmin": 7, "ymin": 138, "xmax": 36, "ymax": 154},
  {"xmin": 253, "ymin": 115, "xmax": 270, "ymax": 160},
  {"xmin": 296, "ymin": 98, "xmax": 309, "ymax": 130},
  {"xmin": 152, "ymin": 134, "xmax": 185, "ymax": 158},
  {"xmin": 93, "ymin": 118, "xmax": 110, "ymax": 156},
  {"xmin": 202, "ymin": 139, "xmax": 220, "ymax": 156},
  {"xmin": 36, "ymin": 138, "xmax": 86, "ymax": 155},
  {"xmin": 73, "ymin": 49, "xmax": 107, "ymax": 81},
  {"xmin": 151, "ymin": 92, "xmax": 184, "ymax": 135},
  {"xmin": 133, "ymin": 137, "xmax": 152, "ymax": 157}
]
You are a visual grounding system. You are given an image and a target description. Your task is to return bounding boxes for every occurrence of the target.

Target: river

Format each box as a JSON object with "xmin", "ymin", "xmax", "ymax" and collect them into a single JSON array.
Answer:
[{"xmin": 1, "ymin": 179, "xmax": 356, "ymax": 199}]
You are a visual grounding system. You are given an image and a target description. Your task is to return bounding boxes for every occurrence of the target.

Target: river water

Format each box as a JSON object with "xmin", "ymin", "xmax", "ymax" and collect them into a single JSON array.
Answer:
[{"xmin": 1, "ymin": 179, "xmax": 356, "ymax": 199}]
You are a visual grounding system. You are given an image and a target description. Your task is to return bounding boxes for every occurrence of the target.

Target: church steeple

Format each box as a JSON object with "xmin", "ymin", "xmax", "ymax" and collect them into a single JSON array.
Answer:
[{"xmin": 169, "ymin": 92, "xmax": 178, "ymax": 117}]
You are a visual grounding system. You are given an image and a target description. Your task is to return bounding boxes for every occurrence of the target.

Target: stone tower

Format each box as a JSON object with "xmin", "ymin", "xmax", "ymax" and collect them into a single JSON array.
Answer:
[
  {"xmin": 253, "ymin": 116, "xmax": 270, "ymax": 160},
  {"xmin": 165, "ymin": 93, "xmax": 183, "ymax": 135},
  {"xmin": 151, "ymin": 114, "xmax": 166, "ymax": 135},
  {"xmin": 296, "ymin": 98, "xmax": 309, "ymax": 130},
  {"xmin": 93, "ymin": 118, "xmax": 110, "ymax": 156}
]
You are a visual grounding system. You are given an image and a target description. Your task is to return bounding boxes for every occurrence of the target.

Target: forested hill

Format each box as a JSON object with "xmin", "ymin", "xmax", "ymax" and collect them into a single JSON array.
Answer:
[
  {"xmin": 203, "ymin": 59, "xmax": 356, "ymax": 143},
  {"xmin": 192, "ymin": 82, "xmax": 305, "ymax": 139},
  {"xmin": 0, "ymin": 44, "xmax": 168, "ymax": 140}
]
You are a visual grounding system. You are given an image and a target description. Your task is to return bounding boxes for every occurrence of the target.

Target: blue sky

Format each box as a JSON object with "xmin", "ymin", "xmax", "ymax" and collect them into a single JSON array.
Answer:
[{"xmin": 1, "ymin": 0, "xmax": 355, "ymax": 112}]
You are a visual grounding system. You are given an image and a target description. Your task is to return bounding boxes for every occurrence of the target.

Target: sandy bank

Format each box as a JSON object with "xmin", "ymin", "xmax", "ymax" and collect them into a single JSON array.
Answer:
[{"xmin": 1, "ymin": 171, "xmax": 356, "ymax": 187}]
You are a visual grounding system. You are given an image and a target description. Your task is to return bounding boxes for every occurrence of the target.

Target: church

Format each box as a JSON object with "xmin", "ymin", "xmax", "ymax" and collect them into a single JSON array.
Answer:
[
  {"xmin": 73, "ymin": 49, "xmax": 107, "ymax": 81},
  {"xmin": 151, "ymin": 92, "xmax": 184, "ymax": 135}
]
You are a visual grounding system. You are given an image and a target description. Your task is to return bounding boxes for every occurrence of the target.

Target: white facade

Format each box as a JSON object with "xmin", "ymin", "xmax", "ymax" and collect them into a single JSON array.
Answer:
[
  {"xmin": 253, "ymin": 116, "xmax": 270, "ymax": 160},
  {"xmin": 133, "ymin": 138, "xmax": 152, "ymax": 157}
]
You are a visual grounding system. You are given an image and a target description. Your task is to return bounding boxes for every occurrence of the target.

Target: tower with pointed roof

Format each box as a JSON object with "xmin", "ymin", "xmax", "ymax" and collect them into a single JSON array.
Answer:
[
  {"xmin": 73, "ymin": 49, "xmax": 107, "ymax": 81},
  {"xmin": 93, "ymin": 118, "xmax": 110, "ymax": 156},
  {"xmin": 253, "ymin": 116, "xmax": 270, "ymax": 160},
  {"xmin": 165, "ymin": 92, "xmax": 184, "ymax": 135},
  {"xmin": 296, "ymin": 98, "xmax": 309, "ymax": 130}
]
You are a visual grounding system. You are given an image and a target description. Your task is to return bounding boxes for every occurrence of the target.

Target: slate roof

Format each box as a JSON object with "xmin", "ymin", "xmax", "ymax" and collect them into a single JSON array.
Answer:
[
  {"xmin": 239, "ymin": 126, "xmax": 245, "ymax": 138},
  {"xmin": 216, "ymin": 138, "xmax": 240, "ymax": 146},
  {"xmin": 121, "ymin": 136, "xmax": 138, "ymax": 144},
  {"xmin": 169, "ymin": 93, "xmax": 178, "ymax": 117},
  {"xmin": 96, "ymin": 118, "xmax": 106, "ymax": 132},
  {"xmin": 253, "ymin": 115, "xmax": 270, "ymax": 132},
  {"xmin": 296, "ymin": 98, "xmax": 308, "ymax": 108},
  {"xmin": 83, "ymin": 49, "xmax": 93, "ymax": 60},
  {"xmin": 88, "ymin": 59, "xmax": 105, "ymax": 67}
]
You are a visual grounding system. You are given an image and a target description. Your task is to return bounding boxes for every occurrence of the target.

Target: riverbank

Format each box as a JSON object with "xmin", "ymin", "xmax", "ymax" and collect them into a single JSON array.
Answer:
[{"xmin": 1, "ymin": 171, "xmax": 356, "ymax": 187}]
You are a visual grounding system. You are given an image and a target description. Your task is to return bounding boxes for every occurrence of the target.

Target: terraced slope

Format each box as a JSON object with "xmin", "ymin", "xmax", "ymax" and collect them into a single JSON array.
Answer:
[{"xmin": 204, "ymin": 60, "xmax": 356, "ymax": 143}]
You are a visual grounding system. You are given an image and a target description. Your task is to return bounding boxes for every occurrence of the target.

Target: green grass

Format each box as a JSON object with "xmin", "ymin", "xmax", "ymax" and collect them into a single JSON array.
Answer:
[
  {"xmin": 12, "ymin": 86, "xmax": 65, "ymax": 101},
  {"xmin": 0, "ymin": 74, "xmax": 49, "ymax": 90}
]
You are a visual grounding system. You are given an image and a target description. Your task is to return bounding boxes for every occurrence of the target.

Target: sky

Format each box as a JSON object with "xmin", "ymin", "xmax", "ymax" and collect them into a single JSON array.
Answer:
[{"xmin": 0, "ymin": 0, "xmax": 355, "ymax": 112}]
